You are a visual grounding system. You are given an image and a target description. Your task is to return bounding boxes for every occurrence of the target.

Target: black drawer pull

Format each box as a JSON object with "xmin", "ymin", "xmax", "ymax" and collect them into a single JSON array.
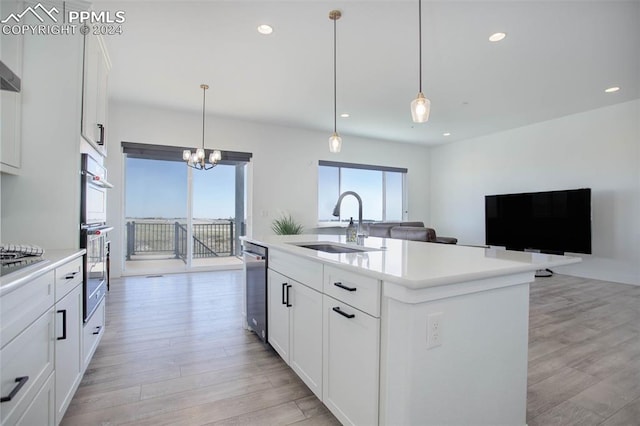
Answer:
[
  {"xmin": 281, "ymin": 283, "xmax": 287, "ymax": 305},
  {"xmin": 334, "ymin": 282, "xmax": 357, "ymax": 292},
  {"xmin": 57, "ymin": 309, "xmax": 67, "ymax": 340},
  {"xmin": 93, "ymin": 326, "xmax": 102, "ymax": 335},
  {"xmin": 1, "ymin": 376, "xmax": 29, "ymax": 403},
  {"xmin": 286, "ymin": 285, "xmax": 292, "ymax": 307},
  {"xmin": 332, "ymin": 306, "xmax": 355, "ymax": 319},
  {"xmin": 97, "ymin": 123, "xmax": 105, "ymax": 145},
  {"xmin": 64, "ymin": 271, "xmax": 78, "ymax": 280}
]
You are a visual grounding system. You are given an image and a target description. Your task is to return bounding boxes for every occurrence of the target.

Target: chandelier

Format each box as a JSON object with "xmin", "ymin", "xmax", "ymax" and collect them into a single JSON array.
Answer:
[{"xmin": 182, "ymin": 84, "xmax": 222, "ymax": 169}]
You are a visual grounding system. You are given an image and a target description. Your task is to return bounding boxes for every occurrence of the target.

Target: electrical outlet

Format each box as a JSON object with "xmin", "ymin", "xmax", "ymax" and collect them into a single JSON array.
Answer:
[{"xmin": 427, "ymin": 312, "xmax": 443, "ymax": 349}]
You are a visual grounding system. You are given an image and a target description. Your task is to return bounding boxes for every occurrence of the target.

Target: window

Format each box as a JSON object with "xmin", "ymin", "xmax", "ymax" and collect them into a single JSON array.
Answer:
[
  {"xmin": 318, "ymin": 161, "xmax": 407, "ymax": 223},
  {"xmin": 121, "ymin": 142, "xmax": 251, "ymax": 273}
]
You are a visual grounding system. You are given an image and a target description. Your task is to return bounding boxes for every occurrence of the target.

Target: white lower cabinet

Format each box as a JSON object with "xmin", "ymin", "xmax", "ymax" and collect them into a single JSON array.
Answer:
[
  {"xmin": 0, "ymin": 252, "xmax": 102, "ymax": 426},
  {"xmin": 323, "ymin": 295, "xmax": 380, "ymax": 426},
  {"xmin": 267, "ymin": 269, "xmax": 323, "ymax": 398},
  {"xmin": 267, "ymin": 269, "xmax": 290, "ymax": 361},
  {"xmin": 267, "ymin": 250, "xmax": 382, "ymax": 425},
  {"xmin": 14, "ymin": 372, "xmax": 55, "ymax": 426},
  {"xmin": 54, "ymin": 284, "xmax": 83, "ymax": 424},
  {"xmin": 0, "ymin": 308, "xmax": 55, "ymax": 426},
  {"xmin": 83, "ymin": 298, "xmax": 106, "ymax": 370}
]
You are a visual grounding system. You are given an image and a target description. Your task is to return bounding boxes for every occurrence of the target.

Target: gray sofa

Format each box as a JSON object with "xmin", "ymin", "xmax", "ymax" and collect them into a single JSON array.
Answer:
[{"xmin": 367, "ymin": 222, "xmax": 458, "ymax": 244}]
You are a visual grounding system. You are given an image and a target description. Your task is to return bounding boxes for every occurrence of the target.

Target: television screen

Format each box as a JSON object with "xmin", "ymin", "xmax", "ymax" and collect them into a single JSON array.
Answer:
[{"xmin": 485, "ymin": 188, "xmax": 591, "ymax": 254}]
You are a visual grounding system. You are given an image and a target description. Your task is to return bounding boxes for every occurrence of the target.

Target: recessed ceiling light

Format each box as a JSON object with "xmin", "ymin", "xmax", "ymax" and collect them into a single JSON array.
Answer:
[
  {"xmin": 340, "ymin": 113, "xmax": 350, "ymax": 118},
  {"xmin": 257, "ymin": 24, "xmax": 273, "ymax": 35},
  {"xmin": 605, "ymin": 86, "xmax": 620, "ymax": 93},
  {"xmin": 489, "ymin": 32, "xmax": 506, "ymax": 42},
  {"xmin": 443, "ymin": 132, "xmax": 451, "ymax": 136}
]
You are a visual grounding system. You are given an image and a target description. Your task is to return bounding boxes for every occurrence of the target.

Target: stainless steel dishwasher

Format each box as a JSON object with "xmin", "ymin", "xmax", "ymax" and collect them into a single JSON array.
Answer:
[{"xmin": 243, "ymin": 242, "xmax": 268, "ymax": 343}]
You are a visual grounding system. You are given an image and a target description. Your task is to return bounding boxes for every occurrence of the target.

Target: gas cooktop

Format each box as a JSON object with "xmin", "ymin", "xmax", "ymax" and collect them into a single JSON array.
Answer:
[{"xmin": 0, "ymin": 256, "xmax": 46, "ymax": 277}]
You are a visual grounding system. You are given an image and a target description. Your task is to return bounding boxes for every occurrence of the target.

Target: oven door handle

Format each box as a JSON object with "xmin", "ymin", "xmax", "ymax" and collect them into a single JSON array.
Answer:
[{"xmin": 85, "ymin": 226, "xmax": 114, "ymax": 235}]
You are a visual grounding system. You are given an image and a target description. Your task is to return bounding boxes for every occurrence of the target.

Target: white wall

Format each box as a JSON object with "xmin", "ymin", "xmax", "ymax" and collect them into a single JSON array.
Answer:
[
  {"xmin": 106, "ymin": 101, "xmax": 431, "ymax": 278},
  {"xmin": 429, "ymin": 100, "xmax": 640, "ymax": 285}
]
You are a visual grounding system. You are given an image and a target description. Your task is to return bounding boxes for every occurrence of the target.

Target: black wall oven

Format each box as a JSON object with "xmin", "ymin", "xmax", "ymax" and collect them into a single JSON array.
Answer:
[{"xmin": 80, "ymin": 154, "xmax": 113, "ymax": 322}]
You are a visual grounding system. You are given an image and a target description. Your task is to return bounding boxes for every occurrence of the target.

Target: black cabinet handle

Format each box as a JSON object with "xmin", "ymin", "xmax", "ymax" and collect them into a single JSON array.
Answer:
[
  {"xmin": 332, "ymin": 306, "xmax": 355, "ymax": 319},
  {"xmin": 286, "ymin": 285, "xmax": 292, "ymax": 307},
  {"xmin": 0, "ymin": 376, "xmax": 29, "ymax": 403},
  {"xmin": 281, "ymin": 283, "xmax": 287, "ymax": 305},
  {"xmin": 57, "ymin": 309, "xmax": 67, "ymax": 340},
  {"xmin": 93, "ymin": 326, "xmax": 102, "ymax": 335},
  {"xmin": 64, "ymin": 271, "xmax": 78, "ymax": 280},
  {"xmin": 97, "ymin": 123, "xmax": 105, "ymax": 145},
  {"xmin": 334, "ymin": 282, "xmax": 357, "ymax": 292}
]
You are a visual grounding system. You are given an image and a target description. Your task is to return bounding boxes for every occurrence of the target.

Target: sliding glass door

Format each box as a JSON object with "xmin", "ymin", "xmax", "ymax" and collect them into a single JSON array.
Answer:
[{"xmin": 123, "ymin": 145, "xmax": 249, "ymax": 275}]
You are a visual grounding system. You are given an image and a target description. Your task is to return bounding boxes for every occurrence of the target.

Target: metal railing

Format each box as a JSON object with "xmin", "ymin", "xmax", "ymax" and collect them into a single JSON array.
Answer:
[{"xmin": 126, "ymin": 220, "xmax": 235, "ymax": 261}]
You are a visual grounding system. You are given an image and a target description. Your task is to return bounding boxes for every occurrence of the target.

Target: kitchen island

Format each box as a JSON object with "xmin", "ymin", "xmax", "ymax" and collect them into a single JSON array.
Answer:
[{"xmin": 242, "ymin": 234, "xmax": 580, "ymax": 426}]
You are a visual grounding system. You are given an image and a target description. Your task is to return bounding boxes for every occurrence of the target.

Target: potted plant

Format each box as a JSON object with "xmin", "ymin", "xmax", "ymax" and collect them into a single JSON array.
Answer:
[{"xmin": 271, "ymin": 214, "xmax": 304, "ymax": 235}]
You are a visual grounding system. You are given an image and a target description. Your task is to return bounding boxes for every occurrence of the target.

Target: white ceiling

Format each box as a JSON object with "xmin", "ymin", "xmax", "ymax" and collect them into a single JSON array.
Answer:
[{"xmin": 95, "ymin": 0, "xmax": 640, "ymax": 146}]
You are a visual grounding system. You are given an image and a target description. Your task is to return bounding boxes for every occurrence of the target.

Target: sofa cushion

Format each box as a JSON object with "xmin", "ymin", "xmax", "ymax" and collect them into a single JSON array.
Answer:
[
  {"xmin": 367, "ymin": 221, "xmax": 425, "ymax": 238},
  {"xmin": 390, "ymin": 226, "xmax": 435, "ymax": 242}
]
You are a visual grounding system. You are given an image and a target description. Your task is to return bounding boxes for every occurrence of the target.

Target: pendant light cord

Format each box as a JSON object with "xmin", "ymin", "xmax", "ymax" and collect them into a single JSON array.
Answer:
[
  {"xmin": 201, "ymin": 86, "xmax": 206, "ymax": 150},
  {"xmin": 333, "ymin": 16, "xmax": 337, "ymax": 133},
  {"xmin": 418, "ymin": 0, "xmax": 422, "ymax": 93}
]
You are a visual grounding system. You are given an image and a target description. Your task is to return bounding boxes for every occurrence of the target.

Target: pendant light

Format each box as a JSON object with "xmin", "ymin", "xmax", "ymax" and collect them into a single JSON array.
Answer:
[
  {"xmin": 410, "ymin": 0, "xmax": 431, "ymax": 123},
  {"xmin": 328, "ymin": 10, "xmax": 342, "ymax": 153},
  {"xmin": 182, "ymin": 84, "xmax": 222, "ymax": 170}
]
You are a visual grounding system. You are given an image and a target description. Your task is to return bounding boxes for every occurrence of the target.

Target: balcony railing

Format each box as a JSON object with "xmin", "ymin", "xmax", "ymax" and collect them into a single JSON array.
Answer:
[{"xmin": 125, "ymin": 220, "xmax": 235, "ymax": 261}]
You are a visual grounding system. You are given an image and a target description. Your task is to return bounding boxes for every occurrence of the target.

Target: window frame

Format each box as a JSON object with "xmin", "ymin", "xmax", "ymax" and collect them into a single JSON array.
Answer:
[{"xmin": 317, "ymin": 160, "xmax": 408, "ymax": 226}]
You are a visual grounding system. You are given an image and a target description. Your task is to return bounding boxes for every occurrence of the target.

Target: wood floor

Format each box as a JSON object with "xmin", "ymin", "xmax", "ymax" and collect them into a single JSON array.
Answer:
[{"xmin": 61, "ymin": 271, "xmax": 640, "ymax": 426}]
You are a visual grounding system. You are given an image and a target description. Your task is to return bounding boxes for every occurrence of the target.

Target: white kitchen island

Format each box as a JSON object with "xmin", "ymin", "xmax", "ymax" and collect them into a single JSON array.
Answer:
[{"xmin": 242, "ymin": 234, "xmax": 580, "ymax": 426}]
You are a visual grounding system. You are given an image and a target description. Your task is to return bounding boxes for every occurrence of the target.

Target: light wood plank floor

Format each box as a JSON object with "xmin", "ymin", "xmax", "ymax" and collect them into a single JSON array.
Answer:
[{"xmin": 61, "ymin": 272, "xmax": 640, "ymax": 425}]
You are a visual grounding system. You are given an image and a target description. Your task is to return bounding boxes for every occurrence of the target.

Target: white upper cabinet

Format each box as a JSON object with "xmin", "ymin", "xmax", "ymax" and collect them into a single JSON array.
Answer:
[
  {"xmin": 81, "ymin": 31, "xmax": 110, "ymax": 156},
  {"xmin": 0, "ymin": 0, "xmax": 24, "ymax": 174}
]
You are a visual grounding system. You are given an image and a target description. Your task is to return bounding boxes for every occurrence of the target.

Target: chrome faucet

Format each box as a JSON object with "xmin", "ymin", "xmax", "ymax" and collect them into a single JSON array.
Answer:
[{"xmin": 332, "ymin": 191, "xmax": 364, "ymax": 244}]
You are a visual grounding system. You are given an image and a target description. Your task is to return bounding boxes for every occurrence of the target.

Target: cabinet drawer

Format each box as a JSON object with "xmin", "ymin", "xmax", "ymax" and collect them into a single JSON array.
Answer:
[
  {"xmin": 269, "ymin": 250, "xmax": 323, "ymax": 292},
  {"xmin": 0, "ymin": 308, "xmax": 55, "ymax": 426},
  {"xmin": 1, "ymin": 271, "xmax": 54, "ymax": 349},
  {"xmin": 55, "ymin": 256, "xmax": 83, "ymax": 301},
  {"xmin": 83, "ymin": 298, "xmax": 105, "ymax": 369},
  {"xmin": 324, "ymin": 265, "xmax": 381, "ymax": 317}
]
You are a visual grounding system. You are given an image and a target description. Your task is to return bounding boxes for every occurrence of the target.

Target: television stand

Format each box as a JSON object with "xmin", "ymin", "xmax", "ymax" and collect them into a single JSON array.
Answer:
[{"xmin": 535, "ymin": 268, "xmax": 553, "ymax": 278}]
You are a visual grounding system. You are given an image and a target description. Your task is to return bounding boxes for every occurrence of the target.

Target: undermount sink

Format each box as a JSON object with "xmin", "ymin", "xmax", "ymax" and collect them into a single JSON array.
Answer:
[{"xmin": 292, "ymin": 242, "xmax": 373, "ymax": 254}]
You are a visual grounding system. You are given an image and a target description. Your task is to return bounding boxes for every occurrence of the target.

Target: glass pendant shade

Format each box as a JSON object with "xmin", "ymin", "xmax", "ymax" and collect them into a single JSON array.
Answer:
[
  {"xmin": 329, "ymin": 132, "xmax": 342, "ymax": 153},
  {"xmin": 196, "ymin": 148, "xmax": 205, "ymax": 160},
  {"xmin": 411, "ymin": 92, "xmax": 431, "ymax": 123},
  {"xmin": 182, "ymin": 150, "xmax": 191, "ymax": 161},
  {"xmin": 209, "ymin": 150, "xmax": 222, "ymax": 164}
]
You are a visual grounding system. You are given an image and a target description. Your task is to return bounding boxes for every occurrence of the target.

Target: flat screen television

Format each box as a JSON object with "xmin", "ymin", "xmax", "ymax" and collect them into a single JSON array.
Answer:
[{"xmin": 485, "ymin": 188, "xmax": 592, "ymax": 254}]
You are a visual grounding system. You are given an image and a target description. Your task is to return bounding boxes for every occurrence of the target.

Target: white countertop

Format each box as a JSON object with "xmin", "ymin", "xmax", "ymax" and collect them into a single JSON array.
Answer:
[
  {"xmin": 242, "ymin": 234, "xmax": 581, "ymax": 289},
  {"xmin": 0, "ymin": 249, "xmax": 86, "ymax": 296}
]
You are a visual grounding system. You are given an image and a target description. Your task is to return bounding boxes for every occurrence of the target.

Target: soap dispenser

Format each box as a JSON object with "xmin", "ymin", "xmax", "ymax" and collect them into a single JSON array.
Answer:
[{"xmin": 346, "ymin": 217, "xmax": 357, "ymax": 243}]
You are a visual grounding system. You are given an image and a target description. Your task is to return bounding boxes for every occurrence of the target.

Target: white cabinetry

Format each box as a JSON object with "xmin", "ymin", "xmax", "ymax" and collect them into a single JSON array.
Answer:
[
  {"xmin": 322, "ymin": 266, "xmax": 381, "ymax": 426},
  {"xmin": 0, "ymin": 253, "xmax": 88, "ymax": 426},
  {"xmin": 81, "ymin": 31, "xmax": 111, "ymax": 156},
  {"xmin": 82, "ymin": 298, "xmax": 105, "ymax": 370},
  {"xmin": 267, "ymin": 269, "xmax": 290, "ymax": 360},
  {"xmin": 54, "ymin": 257, "xmax": 83, "ymax": 425},
  {"xmin": 0, "ymin": 0, "xmax": 23, "ymax": 174},
  {"xmin": 267, "ymin": 251, "xmax": 381, "ymax": 423},
  {"xmin": 267, "ymin": 268, "xmax": 323, "ymax": 398},
  {"xmin": 322, "ymin": 295, "xmax": 379, "ymax": 426}
]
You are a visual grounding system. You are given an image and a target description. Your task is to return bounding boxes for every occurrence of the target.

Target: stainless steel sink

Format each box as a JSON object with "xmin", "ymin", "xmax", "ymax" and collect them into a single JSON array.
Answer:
[{"xmin": 292, "ymin": 243, "xmax": 372, "ymax": 254}]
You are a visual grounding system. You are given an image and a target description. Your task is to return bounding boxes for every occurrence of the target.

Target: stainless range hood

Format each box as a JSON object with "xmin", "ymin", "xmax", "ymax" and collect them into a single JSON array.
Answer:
[{"xmin": 0, "ymin": 60, "xmax": 21, "ymax": 92}]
